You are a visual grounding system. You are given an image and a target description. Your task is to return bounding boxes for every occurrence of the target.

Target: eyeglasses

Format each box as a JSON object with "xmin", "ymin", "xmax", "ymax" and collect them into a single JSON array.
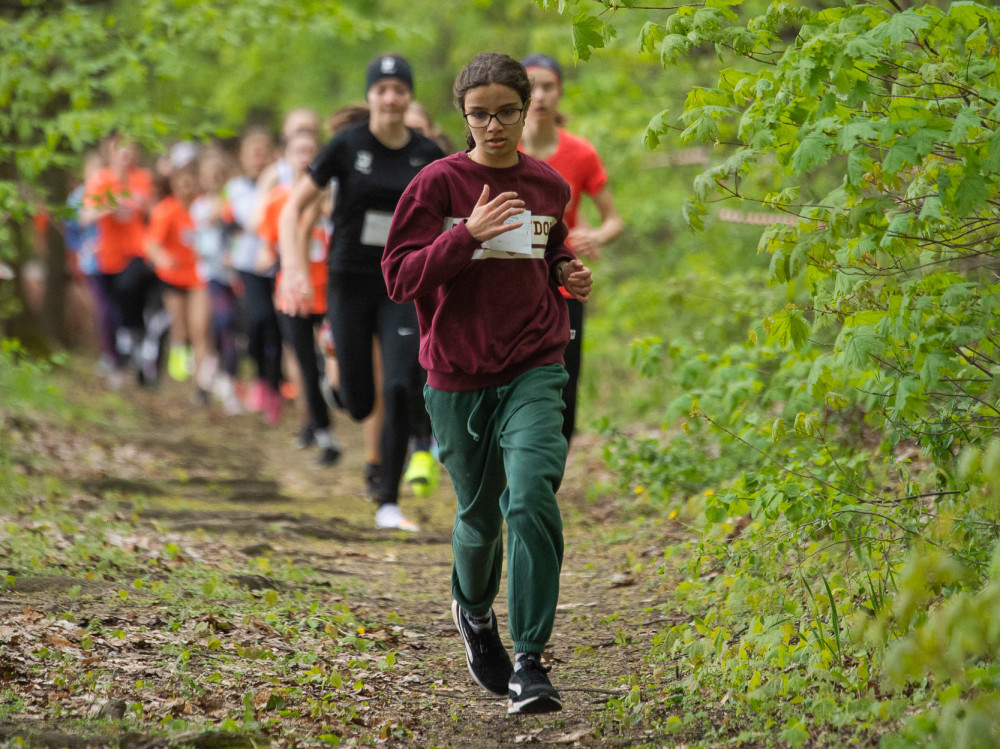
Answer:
[{"xmin": 463, "ymin": 108, "xmax": 524, "ymax": 129}]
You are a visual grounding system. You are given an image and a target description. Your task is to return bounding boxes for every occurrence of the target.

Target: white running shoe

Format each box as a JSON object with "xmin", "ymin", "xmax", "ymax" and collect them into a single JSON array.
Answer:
[
  {"xmin": 214, "ymin": 374, "xmax": 242, "ymax": 415},
  {"xmin": 374, "ymin": 503, "xmax": 419, "ymax": 532}
]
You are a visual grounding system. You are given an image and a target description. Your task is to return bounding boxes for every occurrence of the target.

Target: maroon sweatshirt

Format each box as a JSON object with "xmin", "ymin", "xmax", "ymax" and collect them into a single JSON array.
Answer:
[{"xmin": 382, "ymin": 151, "xmax": 576, "ymax": 392}]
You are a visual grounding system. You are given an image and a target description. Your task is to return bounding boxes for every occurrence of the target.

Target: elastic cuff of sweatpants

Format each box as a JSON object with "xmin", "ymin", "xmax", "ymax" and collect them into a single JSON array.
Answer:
[
  {"xmin": 513, "ymin": 641, "xmax": 546, "ymax": 655},
  {"xmin": 459, "ymin": 603, "xmax": 493, "ymax": 620}
]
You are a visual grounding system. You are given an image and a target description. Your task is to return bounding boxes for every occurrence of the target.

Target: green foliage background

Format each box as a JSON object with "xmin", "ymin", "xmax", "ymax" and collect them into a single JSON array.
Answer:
[
  {"xmin": 9, "ymin": 0, "xmax": 1000, "ymax": 745},
  {"xmin": 566, "ymin": 0, "xmax": 1000, "ymax": 746}
]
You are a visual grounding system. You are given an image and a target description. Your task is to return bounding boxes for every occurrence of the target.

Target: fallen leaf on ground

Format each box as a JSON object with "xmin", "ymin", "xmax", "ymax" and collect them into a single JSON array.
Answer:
[
  {"xmin": 547, "ymin": 728, "xmax": 593, "ymax": 743},
  {"xmin": 41, "ymin": 633, "xmax": 75, "ymax": 649}
]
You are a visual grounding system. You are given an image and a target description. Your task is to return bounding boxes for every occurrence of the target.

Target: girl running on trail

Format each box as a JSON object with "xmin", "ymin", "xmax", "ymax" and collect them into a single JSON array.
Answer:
[
  {"xmin": 225, "ymin": 126, "xmax": 283, "ymax": 424},
  {"xmin": 382, "ymin": 52, "xmax": 593, "ymax": 715},
  {"xmin": 256, "ymin": 108, "xmax": 321, "ymax": 197},
  {"xmin": 81, "ymin": 134, "xmax": 156, "ymax": 389},
  {"xmin": 66, "ymin": 150, "xmax": 113, "ymax": 374},
  {"xmin": 277, "ymin": 54, "xmax": 444, "ymax": 532},
  {"xmin": 317, "ymin": 104, "xmax": 387, "ymax": 494},
  {"xmin": 262, "ymin": 129, "xmax": 341, "ymax": 466},
  {"xmin": 145, "ymin": 162, "xmax": 213, "ymax": 404},
  {"xmin": 519, "ymin": 54, "xmax": 623, "ymax": 447},
  {"xmin": 191, "ymin": 146, "xmax": 242, "ymax": 413}
]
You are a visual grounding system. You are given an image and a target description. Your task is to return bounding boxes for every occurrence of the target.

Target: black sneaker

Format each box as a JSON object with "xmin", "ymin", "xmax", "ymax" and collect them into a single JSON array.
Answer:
[
  {"xmin": 507, "ymin": 654, "xmax": 562, "ymax": 715},
  {"xmin": 137, "ymin": 362, "xmax": 159, "ymax": 389},
  {"xmin": 295, "ymin": 425, "xmax": 316, "ymax": 450},
  {"xmin": 364, "ymin": 462, "xmax": 381, "ymax": 501},
  {"xmin": 315, "ymin": 444, "xmax": 342, "ymax": 466},
  {"xmin": 451, "ymin": 600, "xmax": 513, "ymax": 696}
]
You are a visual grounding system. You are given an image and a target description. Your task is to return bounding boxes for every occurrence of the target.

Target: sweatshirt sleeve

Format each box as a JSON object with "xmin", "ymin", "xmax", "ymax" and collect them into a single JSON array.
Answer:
[
  {"xmin": 307, "ymin": 134, "xmax": 344, "ymax": 189},
  {"xmin": 546, "ymin": 219, "xmax": 573, "ymax": 259},
  {"xmin": 382, "ymin": 188, "xmax": 481, "ymax": 303},
  {"xmin": 543, "ymin": 182, "xmax": 577, "ymax": 276}
]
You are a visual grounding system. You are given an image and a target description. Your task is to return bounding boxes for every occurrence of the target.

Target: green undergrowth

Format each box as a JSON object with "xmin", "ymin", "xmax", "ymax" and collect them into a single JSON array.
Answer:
[
  {"xmin": 594, "ymin": 319, "xmax": 1000, "ymax": 747},
  {"xmin": 0, "ymin": 338, "xmax": 125, "ymax": 508},
  {"xmin": 0, "ymin": 343, "xmax": 414, "ymax": 747},
  {"xmin": 595, "ymin": 325, "xmax": 1000, "ymax": 747},
  {"xmin": 567, "ymin": 2, "xmax": 1000, "ymax": 746}
]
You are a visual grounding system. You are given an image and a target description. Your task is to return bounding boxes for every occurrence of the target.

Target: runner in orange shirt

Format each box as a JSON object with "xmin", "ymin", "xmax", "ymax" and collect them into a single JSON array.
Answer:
[
  {"xmin": 82, "ymin": 134, "xmax": 157, "ymax": 388},
  {"xmin": 261, "ymin": 129, "xmax": 341, "ymax": 465},
  {"xmin": 146, "ymin": 162, "xmax": 212, "ymax": 404}
]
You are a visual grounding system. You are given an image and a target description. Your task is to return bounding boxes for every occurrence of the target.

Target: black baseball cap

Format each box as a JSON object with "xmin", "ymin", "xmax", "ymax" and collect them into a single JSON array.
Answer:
[{"xmin": 366, "ymin": 55, "xmax": 414, "ymax": 94}]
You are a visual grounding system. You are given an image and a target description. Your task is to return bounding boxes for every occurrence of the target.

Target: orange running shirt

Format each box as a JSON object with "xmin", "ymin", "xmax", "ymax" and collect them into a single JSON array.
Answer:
[
  {"xmin": 259, "ymin": 185, "xmax": 328, "ymax": 316},
  {"xmin": 521, "ymin": 128, "xmax": 608, "ymax": 231},
  {"xmin": 147, "ymin": 195, "xmax": 203, "ymax": 289},
  {"xmin": 84, "ymin": 167, "xmax": 153, "ymax": 274}
]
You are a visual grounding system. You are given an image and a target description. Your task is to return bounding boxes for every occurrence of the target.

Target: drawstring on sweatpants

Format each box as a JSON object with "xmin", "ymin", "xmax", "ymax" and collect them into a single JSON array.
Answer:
[{"xmin": 466, "ymin": 390, "xmax": 489, "ymax": 442}]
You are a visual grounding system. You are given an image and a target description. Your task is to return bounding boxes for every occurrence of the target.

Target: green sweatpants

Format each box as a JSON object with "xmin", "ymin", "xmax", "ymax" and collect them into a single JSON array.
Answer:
[{"xmin": 424, "ymin": 364, "xmax": 568, "ymax": 654}]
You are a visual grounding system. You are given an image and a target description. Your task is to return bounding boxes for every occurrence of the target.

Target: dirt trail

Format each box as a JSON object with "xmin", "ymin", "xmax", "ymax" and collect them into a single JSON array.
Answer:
[{"xmin": 1, "ymin": 369, "xmax": 685, "ymax": 748}]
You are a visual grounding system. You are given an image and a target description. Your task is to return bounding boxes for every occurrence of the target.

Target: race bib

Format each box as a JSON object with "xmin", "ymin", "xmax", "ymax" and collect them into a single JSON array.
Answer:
[
  {"xmin": 481, "ymin": 211, "xmax": 533, "ymax": 256},
  {"xmin": 360, "ymin": 210, "xmax": 394, "ymax": 247}
]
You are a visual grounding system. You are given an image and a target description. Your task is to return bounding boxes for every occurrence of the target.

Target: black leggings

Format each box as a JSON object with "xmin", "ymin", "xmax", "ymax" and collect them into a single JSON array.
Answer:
[
  {"xmin": 210, "ymin": 280, "xmax": 240, "ymax": 377},
  {"xmin": 100, "ymin": 257, "xmax": 157, "ymax": 331},
  {"xmin": 278, "ymin": 312, "xmax": 329, "ymax": 432},
  {"xmin": 328, "ymin": 272, "xmax": 422, "ymax": 507},
  {"xmin": 238, "ymin": 271, "xmax": 282, "ymax": 390},
  {"xmin": 99, "ymin": 257, "xmax": 159, "ymax": 366},
  {"xmin": 562, "ymin": 297, "xmax": 584, "ymax": 445}
]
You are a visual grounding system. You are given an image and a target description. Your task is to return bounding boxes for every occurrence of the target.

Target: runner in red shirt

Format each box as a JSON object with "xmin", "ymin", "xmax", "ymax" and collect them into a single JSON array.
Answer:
[{"xmin": 519, "ymin": 54, "xmax": 624, "ymax": 446}]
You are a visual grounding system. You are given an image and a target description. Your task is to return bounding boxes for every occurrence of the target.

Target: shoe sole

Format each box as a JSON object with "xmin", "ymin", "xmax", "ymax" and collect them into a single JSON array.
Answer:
[
  {"xmin": 452, "ymin": 600, "xmax": 509, "ymax": 696},
  {"xmin": 374, "ymin": 515, "xmax": 419, "ymax": 531},
  {"xmin": 411, "ymin": 482, "xmax": 434, "ymax": 498},
  {"xmin": 407, "ymin": 475, "xmax": 439, "ymax": 498},
  {"xmin": 375, "ymin": 522, "xmax": 419, "ymax": 531},
  {"xmin": 375, "ymin": 511, "xmax": 419, "ymax": 532},
  {"xmin": 507, "ymin": 694, "xmax": 563, "ymax": 715}
]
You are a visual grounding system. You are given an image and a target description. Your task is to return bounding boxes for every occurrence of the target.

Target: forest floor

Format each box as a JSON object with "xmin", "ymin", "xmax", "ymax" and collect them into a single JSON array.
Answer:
[{"xmin": 0, "ymin": 360, "xmax": 697, "ymax": 749}]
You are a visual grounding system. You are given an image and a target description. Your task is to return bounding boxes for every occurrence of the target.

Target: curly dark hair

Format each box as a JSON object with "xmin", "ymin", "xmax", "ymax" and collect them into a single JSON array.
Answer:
[{"xmin": 453, "ymin": 53, "xmax": 532, "ymax": 149}]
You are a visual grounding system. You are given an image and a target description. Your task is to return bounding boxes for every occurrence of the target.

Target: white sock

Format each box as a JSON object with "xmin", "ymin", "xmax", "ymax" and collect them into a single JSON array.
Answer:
[
  {"xmin": 463, "ymin": 609, "xmax": 493, "ymax": 633},
  {"xmin": 514, "ymin": 652, "xmax": 537, "ymax": 671}
]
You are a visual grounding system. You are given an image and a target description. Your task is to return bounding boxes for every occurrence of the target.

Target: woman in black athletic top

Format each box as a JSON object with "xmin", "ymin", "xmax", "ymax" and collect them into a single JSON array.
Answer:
[{"xmin": 277, "ymin": 54, "xmax": 444, "ymax": 532}]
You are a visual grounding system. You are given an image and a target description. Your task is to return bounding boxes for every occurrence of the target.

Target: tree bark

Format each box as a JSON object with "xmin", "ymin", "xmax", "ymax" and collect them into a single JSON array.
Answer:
[
  {"xmin": 39, "ymin": 165, "xmax": 70, "ymax": 345},
  {"xmin": 0, "ymin": 220, "xmax": 52, "ymax": 357}
]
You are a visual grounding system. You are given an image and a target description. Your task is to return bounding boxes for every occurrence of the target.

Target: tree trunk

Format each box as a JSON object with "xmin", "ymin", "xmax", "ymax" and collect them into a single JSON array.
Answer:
[
  {"xmin": 40, "ymin": 165, "xmax": 70, "ymax": 345},
  {"xmin": 0, "ymin": 220, "xmax": 52, "ymax": 357}
]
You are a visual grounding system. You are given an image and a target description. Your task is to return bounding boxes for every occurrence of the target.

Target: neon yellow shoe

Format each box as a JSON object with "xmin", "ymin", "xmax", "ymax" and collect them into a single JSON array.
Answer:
[
  {"xmin": 168, "ymin": 345, "xmax": 192, "ymax": 382},
  {"xmin": 404, "ymin": 450, "xmax": 440, "ymax": 498}
]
